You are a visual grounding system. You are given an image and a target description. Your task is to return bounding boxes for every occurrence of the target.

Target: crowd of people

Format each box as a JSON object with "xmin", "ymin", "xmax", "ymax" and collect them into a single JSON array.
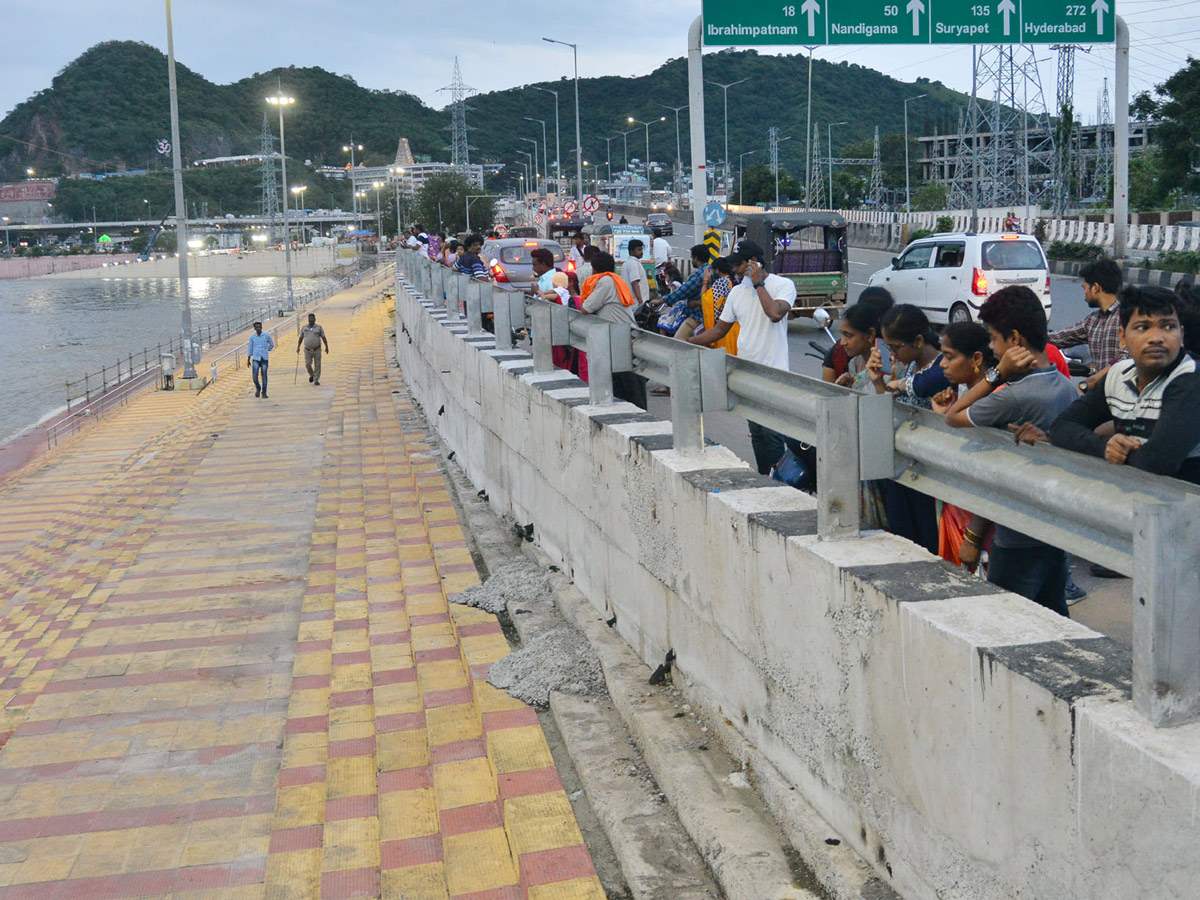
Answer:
[{"xmin": 401, "ymin": 227, "xmax": 1200, "ymax": 618}]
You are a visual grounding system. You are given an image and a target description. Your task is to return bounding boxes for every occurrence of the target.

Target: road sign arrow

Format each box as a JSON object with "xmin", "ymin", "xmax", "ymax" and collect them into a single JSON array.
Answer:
[
  {"xmin": 998, "ymin": 0, "xmax": 1016, "ymax": 35},
  {"xmin": 905, "ymin": 0, "xmax": 925, "ymax": 36},
  {"xmin": 800, "ymin": 0, "xmax": 821, "ymax": 37},
  {"xmin": 1091, "ymin": 0, "xmax": 1109, "ymax": 34}
]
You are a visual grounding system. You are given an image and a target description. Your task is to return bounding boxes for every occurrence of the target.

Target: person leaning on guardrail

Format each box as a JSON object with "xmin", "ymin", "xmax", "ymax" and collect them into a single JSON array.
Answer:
[
  {"xmin": 577, "ymin": 251, "xmax": 646, "ymax": 410},
  {"xmin": 1045, "ymin": 285, "xmax": 1200, "ymax": 486},
  {"xmin": 943, "ymin": 286, "xmax": 1080, "ymax": 618}
]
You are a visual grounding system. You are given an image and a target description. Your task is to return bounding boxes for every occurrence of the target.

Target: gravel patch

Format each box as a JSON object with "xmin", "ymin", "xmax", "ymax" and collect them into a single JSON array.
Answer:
[
  {"xmin": 487, "ymin": 624, "xmax": 606, "ymax": 708},
  {"xmin": 450, "ymin": 559, "xmax": 550, "ymax": 614}
]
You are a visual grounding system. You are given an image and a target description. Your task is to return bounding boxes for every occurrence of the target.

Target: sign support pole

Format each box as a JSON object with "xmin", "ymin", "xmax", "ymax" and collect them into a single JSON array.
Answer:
[
  {"xmin": 1113, "ymin": 15, "xmax": 1129, "ymax": 260},
  {"xmin": 688, "ymin": 17, "xmax": 708, "ymax": 236}
]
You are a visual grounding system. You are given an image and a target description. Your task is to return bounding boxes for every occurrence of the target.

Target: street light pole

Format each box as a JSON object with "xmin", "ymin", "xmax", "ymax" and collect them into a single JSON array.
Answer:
[
  {"xmin": 529, "ymin": 86, "xmax": 560, "ymax": 194},
  {"xmin": 524, "ymin": 117, "xmax": 549, "ymax": 197},
  {"xmin": 904, "ymin": 93, "xmax": 927, "ymax": 213},
  {"xmin": 804, "ymin": 46, "xmax": 815, "ymax": 211},
  {"xmin": 627, "ymin": 116, "xmax": 665, "ymax": 189},
  {"xmin": 603, "ymin": 136, "xmax": 618, "ymax": 184},
  {"xmin": 661, "ymin": 104, "xmax": 687, "ymax": 195},
  {"xmin": 465, "ymin": 194, "xmax": 500, "ymax": 235},
  {"xmin": 738, "ymin": 150, "xmax": 756, "ymax": 206},
  {"xmin": 343, "ymin": 140, "xmax": 363, "ymax": 275},
  {"xmin": 542, "ymin": 37, "xmax": 583, "ymax": 204},
  {"xmin": 706, "ymin": 77, "xmax": 749, "ymax": 198},
  {"xmin": 267, "ymin": 91, "xmax": 296, "ymax": 310},
  {"xmin": 291, "ymin": 186, "xmax": 307, "ymax": 243},
  {"xmin": 828, "ymin": 121, "xmax": 847, "ymax": 211},
  {"xmin": 516, "ymin": 150, "xmax": 533, "ymax": 198},
  {"xmin": 520, "ymin": 138, "xmax": 540, "ymax": 194},
  {"xmin": 164, "ymin": 0, "xmax": 197, "ymax": 379},
  {"xmin": 372, "ymin": 182, "xmax": 384, "ymax": 243}
]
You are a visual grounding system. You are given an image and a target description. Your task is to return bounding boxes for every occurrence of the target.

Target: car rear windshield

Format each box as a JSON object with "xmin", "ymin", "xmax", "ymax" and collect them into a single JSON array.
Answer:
[
  {"xmin": 499, "ymin": 244, "xmax": 565, "ymax": 264},
  {"xmin": 981, "ymin": 240, "xmax": 1046, "ymax": 271}
]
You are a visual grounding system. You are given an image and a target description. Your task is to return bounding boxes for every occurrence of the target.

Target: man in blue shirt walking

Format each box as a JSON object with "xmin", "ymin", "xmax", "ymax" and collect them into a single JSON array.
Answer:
[{"xmin": 247, "ymin": 321, "xmax": 275, "ymax": 398}]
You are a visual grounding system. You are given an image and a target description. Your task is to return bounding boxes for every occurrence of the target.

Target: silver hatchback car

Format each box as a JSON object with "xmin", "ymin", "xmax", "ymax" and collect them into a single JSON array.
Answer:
[{"xmin": 481, "ymin": 238, "xmax": 567, "ymax": 289}]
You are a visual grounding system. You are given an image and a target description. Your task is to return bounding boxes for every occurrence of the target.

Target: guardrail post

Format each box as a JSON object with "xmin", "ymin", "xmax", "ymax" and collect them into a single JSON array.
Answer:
[
  {"xmin": 465, "ymin": 279, "xmax": 485, "ymax": 334},
  {"xmin": 586, "ymin": 323, "xmax": 614, "ymax": 405},
  {"xmin": 531, "ymin": 303, "xmax": 554, "ymax": 373},
  {"xmin": 1133, "ymin": 497, "xmax": 1200, "ymax": 727},
  {"xmin": 669, "ymin": 350, "xmax": 704, "ymax": 453},
  {"xmin": 817, "ymin": 394, "xmax": 861, "ymax": 538},
  {"xmin": 492, "ymin": 287, "xmax": 515, "ymax": 349}
]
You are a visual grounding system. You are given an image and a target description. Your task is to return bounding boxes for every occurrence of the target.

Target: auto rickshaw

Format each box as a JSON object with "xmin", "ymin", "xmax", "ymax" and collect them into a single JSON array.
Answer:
[
  {"xmin": 547, "ymin": 218, "xmax": 588, "ymax": 248},
  {"xmin": 727, "ymin": 212, "xmax": 849, "ymax": 317},
  {"xmin": 589, "ymin": 223, "xmax": 659, "ymax": 294}
]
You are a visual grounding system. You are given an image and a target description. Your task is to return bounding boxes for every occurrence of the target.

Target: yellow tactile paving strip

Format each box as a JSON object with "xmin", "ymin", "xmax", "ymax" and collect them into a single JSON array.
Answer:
[{"xmin": 0, "ymin": 281, "xmax": 605, "ymax": 899}]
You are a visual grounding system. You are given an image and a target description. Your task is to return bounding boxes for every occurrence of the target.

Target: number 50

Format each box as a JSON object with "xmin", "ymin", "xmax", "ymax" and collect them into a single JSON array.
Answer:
[{"xmin": 884, "ymin": 4, "xmax": 899, "ymax": 14}]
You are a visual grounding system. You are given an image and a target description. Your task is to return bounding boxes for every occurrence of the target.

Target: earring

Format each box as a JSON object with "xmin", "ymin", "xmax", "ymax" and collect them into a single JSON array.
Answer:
[{"xmin": 973, "ymin": 365, "xmax": 980, "ymax": 374}]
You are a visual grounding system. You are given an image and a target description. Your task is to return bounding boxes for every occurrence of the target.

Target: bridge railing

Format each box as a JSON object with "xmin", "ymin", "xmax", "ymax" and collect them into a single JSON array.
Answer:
[{"xmin": 398, "ymin": 250, "xmax": 1200, "ymax": 729}]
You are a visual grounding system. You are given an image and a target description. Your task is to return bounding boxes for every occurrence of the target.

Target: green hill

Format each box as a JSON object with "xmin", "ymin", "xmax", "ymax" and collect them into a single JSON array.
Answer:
[{"xmin": 0, "ymin": 40, "xmax": 973, "ymax": 208}]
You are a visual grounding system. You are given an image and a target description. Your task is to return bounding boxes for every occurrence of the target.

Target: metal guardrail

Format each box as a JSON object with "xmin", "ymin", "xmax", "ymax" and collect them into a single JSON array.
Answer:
[{"xmin": 397, "ymin": 250, "xmax": 1200, "ymax": 729}]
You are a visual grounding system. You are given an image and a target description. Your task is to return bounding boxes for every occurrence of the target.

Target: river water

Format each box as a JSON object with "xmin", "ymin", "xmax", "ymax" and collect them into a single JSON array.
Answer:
[{"xmin": 0, "ymin": 275, "xmax": 336, "ymax": 446}]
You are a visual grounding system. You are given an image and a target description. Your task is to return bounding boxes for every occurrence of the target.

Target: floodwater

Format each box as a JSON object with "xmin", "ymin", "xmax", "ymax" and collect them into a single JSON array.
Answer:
[{"xmin": 0, "ymin": 275, "xmax": 335, "ymax": 445}]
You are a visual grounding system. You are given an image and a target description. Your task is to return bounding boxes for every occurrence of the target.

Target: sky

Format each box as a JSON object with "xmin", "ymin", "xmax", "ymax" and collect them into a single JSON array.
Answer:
[{"xmin": 3, "ymin": 0, "xmax": 1197, "ymax": 128}]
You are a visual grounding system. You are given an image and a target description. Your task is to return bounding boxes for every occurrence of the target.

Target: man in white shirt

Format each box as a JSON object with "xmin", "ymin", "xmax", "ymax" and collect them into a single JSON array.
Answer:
[
  {"xmin": 688, "ymin": 241, "xmax": 799, "ymax": 473},
  {"xmin": 620, "ymin": 239, "xmax": 647, "ymax": 308},
  {"xmin": 652, "ymin": 235, "xmax": 672, "ymax": 268},
  {"xmin": 568, "ymin": 233, "xmax": 589, "ymax": 268}
]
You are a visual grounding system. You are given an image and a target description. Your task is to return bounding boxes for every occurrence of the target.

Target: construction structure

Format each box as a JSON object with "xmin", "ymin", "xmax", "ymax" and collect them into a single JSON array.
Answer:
[
  {"xmin": 439, "ymin": 58, "xmax": 475, "ymax": 173},
  {"xmin": 824, "ymin": 126, "xmax": 885, "ymax": 210},
  {"xmin": 1052, "ymin": 45, "xmax": 1076, "ymax": 214},
  {"xmin": 807, "ymin": 125, "xmax": 824, "ymax": 210},
  {"xmin": 258, "ymin": 112, "xmax": 281, "ymax": 242}
]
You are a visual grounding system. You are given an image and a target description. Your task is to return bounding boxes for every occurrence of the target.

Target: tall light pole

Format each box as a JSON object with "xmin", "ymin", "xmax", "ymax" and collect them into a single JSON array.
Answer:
[
  {"xmin": 627, "ymin": 116, "xmax": 665, "ymax": 188},
  {"xmin": 390, "ymin": 167, "xmax": 406, "ymax": 234},
  {"xmin": 520, "ymin": 138, "xmax": 540, "ymax": 194},
  {"xmin": 738, "ymin": 150, "xmax": 756, "ymax": 206},
  {"xmin": 618, "ymin": 128, "xmax": 637, "ymax": 175},
  {"xmin": 2, "ymin": 216, "xmax": 10, "ymax": 254},
  {"xmin": 143, "ymin": 197, "xmax": 151, "ymax": 222},
  {"xmin": 542, "ymin": 37, "xmax": 583, "ymax": 204},
  {"xmin": 661, "ymin": 104, "xmax": 687, "ymax": 195},
  {"xmin": 828, "ymin": 121, "xmax": 847, "ymax": 212},
  {"xmin": 163, "ymin": 0, "xmax": 197, "ymax": 379},
  {"xmin": 516, "ymin": 150, "xmax": 533, "ymax": 197},
  {"xmin": 343, "ymin": 140, "xmax": 363, "ymax": 273},
  {"xmin": 524, "ymin": 117, "xmax": 549, "ymax": 196},
  {"xmin": 603, "ymin": 135, "xmax": 618, "ymax": 184},
  {"xmin": 372, "ymin": 182, "xmax": 385, "ymax": 242},
  {"xmin": 904, "ymin": 93, "xmax": 927, "ymax": 213},
  {"xmin": 267, "ymin": 91, "xmax": 296, "ymax": 309},
  {"xmin": 706, "ymin": 77, "xmax": 749, "ymax": 197},
  {"xmin": 528, "ymin": 85, "xmax": 560, "ymax": 194}
]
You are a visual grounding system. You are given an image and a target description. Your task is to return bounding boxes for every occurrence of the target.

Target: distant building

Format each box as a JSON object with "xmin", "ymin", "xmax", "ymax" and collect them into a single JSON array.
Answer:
[{"xmin": 0, "ymin": 179, "xmax": 55, "ymax": 223}]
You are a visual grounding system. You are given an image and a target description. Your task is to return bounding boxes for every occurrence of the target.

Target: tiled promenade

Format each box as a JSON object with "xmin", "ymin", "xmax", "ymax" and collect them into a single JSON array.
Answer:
[{"xmin": 0, "ymin": 283, "xmax": 604, "ymax": 899}]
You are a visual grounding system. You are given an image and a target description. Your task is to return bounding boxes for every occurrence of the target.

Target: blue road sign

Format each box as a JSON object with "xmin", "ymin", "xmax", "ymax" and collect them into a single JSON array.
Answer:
[{"xmin": 703, "ymin": 202, "xmax": 727, "ymax": 227}]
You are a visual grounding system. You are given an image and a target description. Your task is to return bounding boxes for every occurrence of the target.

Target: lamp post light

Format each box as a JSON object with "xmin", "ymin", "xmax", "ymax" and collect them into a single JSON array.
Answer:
[
  {"xmin": 143, "ymin": 198, "xmax": 151, "ymax": 222},
  {"xmin": 828, "ymin": 121, "xmax": 847, "ymax": 212},
  {"xmin": 603, "ymin": 135, "xmax": 619, "ymax": 185},
  {"xmin": 291, "ymin": 185, "xmax": 308, "ymax": 244},
  {"xmin": 2, "ymin": 216, "xmax": 9, "ymax": 254},
  {"xmin": 661, "ymin": 104, "xmax": 687, "ymax": 195},
  {"xmin": 389, "ymin": 167, "xmax": 406, "ymax": 234},
  {"xmin": 627, "ymin": 116, "xmax": 665, "ymax": 188},
  {"xmin": 706, "ymin": 77, "xmax": 749, "ymax": 197},
  {"xmin": 738, "ymin": 150, "xmax": 756, "ymax": 206},
  {"xmin": 371, "ymin": 181, "xmax": 385, "ymax": 242},
  {"xmin": 267, "ymin": 91, "xmax": 296, "ymax": 309},
  {"xmin": 524, "ymin": 117, "xmax": 549, "ymax": 196},
  {"xmin": 516, "ymin": 150, "xmax": 533, "ymax": 196},
  {"xmin": 618, "ymin": 128, "xmax": 637, "ymax": 176},
  {"xmin": 164, "ymin": 0, "xmax": 197, "ymax": 378},
  {"xmin": 542, "ymin": 37, "xmax": 583, "ymax": 204},
  {"xmin": 528, "ymin": 85, "xmax": 561, "ymax": 194},
  {"xmin": 342, "ymin": 140, "xmax": 363, "ymax": 274},
  {"xmin": 25, "ymin": 168, "xmax": 34, "ymax": 178},
  {"xmin": 520, "ymin": 138, "xmax": 541, "ymax": 194},
  {"xmin": 904, "ymin": 93, "xmax": 927, "ymax": 213},
  {"xmin": 465, "ymin": 194, "xmax": 500, "ymax": 235}
]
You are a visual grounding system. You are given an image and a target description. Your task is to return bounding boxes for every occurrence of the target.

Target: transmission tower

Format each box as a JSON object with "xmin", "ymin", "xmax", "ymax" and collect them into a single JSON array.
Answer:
[
  {"xmin": 947, "ymin": 46, "xmax": 1056, "ymax": 211},
  {"xmin": 439, "ymin": 58, "xmax": 476, "ymax": 171},
  {"xmin": 1051, "ymin": 45, "xmax": 1075, "ymax": 214},
  {"xmin": 769, "ymin": 126, "xmax": 780, "ymax": 174},
  {"xmin": 808, "ymin": 124, "xmax": 825, "ymax": 209},
  {"xmin": 1094, "ymin": 77, "xmax": 1113, "ymax": 205},
  {"xmin": 869, "ymin": 127, "xmax": 884, "ymax": 207},
  {"xmin": 258, "ymin": 112, "xmax": 280, "ymax": 242}
]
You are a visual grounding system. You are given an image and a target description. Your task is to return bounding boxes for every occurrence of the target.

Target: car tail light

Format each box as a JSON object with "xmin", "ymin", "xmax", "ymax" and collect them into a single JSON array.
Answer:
[
  {"xmin": 972, "ymin": 268, "xmax": 988, "ymax": 296},
  {"xmin": 523, "ymin": 241, "xmax": 539, "ymax": 247},
  {"xmin": 1001, "ymin": 234, "xmax": 1020, "ymax": 240},
  {"xmin": 1044, "ymin": 275, "xmax": 1051, "ymax": 294},
  {"xmin": 491, "ymin": 262, "xmax": 508, "ymax": 283},
  {"xmin": 566, "ymin": 260, "xmax": 575, "ymax": 273}
]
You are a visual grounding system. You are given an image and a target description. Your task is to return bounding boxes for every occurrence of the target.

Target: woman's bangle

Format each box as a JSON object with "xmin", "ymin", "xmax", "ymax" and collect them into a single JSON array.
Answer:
[{"xmin": 963, "ymin": 529, "xmax": 983, "ymax": 545}]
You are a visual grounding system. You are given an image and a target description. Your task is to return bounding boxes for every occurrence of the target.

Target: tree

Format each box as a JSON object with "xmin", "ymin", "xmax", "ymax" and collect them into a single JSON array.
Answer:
[
  {"xmin": 735, "ymin": 163, "xmax": 804, "ymax": 206},
  {"xmin": 1133, "ymin": 58, "xmax": 1200, "ymax": 197},
  {"xmin": 413, "ymin": 173, "xmax": 493, "ymax": 236},
  {"xmin": 1127, "ymin": 146, "xmax": 1169, "ymax": 211},
  {"xmin": 911, "ymin": 182, "xmax": 948, "ymax": 212}
]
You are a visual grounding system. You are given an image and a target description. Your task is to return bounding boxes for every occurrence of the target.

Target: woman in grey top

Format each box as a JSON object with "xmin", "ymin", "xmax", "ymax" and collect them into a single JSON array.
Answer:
[{"xmin": 578, "ymin": 251, "xmax": 646, "ymax": 407}]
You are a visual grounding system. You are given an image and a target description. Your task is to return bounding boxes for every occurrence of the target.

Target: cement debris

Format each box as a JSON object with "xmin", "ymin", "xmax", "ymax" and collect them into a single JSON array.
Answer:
[{"xmin": 488, "ymin": 623, "xmax": 607, "ymax": 708}]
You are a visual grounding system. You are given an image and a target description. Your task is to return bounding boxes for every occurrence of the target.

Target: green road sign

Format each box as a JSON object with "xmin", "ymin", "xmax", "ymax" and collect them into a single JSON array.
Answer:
[{"xmin": 701, "ymin": 0, "xmax": 1113, "ymax": 45}]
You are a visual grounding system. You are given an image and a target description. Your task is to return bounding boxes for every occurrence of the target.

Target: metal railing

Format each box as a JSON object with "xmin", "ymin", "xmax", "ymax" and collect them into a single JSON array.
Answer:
[{"xmin": 397, "ymin": 251, "xmax": 1200, "ymax": 729}]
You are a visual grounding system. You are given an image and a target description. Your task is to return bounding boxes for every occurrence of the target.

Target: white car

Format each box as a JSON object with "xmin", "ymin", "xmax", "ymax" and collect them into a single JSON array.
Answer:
[{"xmin": 868, "ymin": 232, "xmax": 1051, "ymax": 325}]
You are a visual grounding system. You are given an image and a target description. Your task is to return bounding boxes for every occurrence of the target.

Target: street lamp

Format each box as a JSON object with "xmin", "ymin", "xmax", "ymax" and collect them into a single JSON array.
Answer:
[
  {"xmin": 267, "ymin": 91, "xmax": 296, "ymax": 309},
  {"xmin": 343, "ymin": 140, "xmax": 363, "ymax": 273},
  {"xmin": 2, "ymin": 216, "xmax": 9, "ymax": 254},
  {"xmin": 524, "ymin": 117, "xmax": 549, "ymax": 196},
  {"xmin": 618, "ymin": 128, "xmax": 637, "ymax": 176},
  {"xmin": 389, "ymin": 167, "xmax": 406, "ymax": 234},
  {"xmin": 627, "ymin": 116, "xmax": 665, "ymax": 188},
  {"xmin": 465, "ymin": 194, "xmax": 500, "ymax": 234},
  {"xmin": 291, "ymin": 185, "xmax": 308, "ymax": 243},
  {"xmin": 661, "ymin": 104, "xmax": 687, "ymax": 195},
  {"xmin": 371, "ymin": 181, "xmax": 385, "ymax": 241},
  {"xmin": 527, "ymin": 85, "xmax": 561, "ymax": 195},
  {"xmin": 520, "ymin": 138, "xmax": 540, "ymax": 194},
  {"xmin": 828, "ymin": 121, "xmax": 847, "ymax": 212},
  {"xmin": 706, "ymin": 77, "xmax": 749, "ymax": 197},
  {"xmin": 516, "ymin": 150, "xmax": 533, "ymax": 195},
  {"xmin": 164, "ymin": 0, "xmax": 197, "ymax": 378},
  {"xmin": 25, "ymin": 168, "xmax": 34, "ymax": 177},
  {"xmin": 904, "ymin": 93, "xmax": 927, "ymax": 213},
  {"xmin": 603, "ymin": 135, "xmax": 620, "ymax": 184},
  {"xmin": 738, "ymin": 150, "xmax": 757, "ymax": 206},
  {"xmin": 542, "ymin": 37, "xmax": 583, "ymax": 204}
]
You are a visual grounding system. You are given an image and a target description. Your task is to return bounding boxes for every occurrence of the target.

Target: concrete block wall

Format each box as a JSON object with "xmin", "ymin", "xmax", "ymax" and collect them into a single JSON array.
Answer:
[{"xmin": 394, "ymin": 266, "xmax": 1200, "ymax": 900}]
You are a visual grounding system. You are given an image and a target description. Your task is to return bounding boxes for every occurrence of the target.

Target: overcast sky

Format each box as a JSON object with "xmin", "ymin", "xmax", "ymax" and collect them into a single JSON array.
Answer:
[{"xmin": 3, "ymin": 1, "xmax": 1196, "ymax": 128}]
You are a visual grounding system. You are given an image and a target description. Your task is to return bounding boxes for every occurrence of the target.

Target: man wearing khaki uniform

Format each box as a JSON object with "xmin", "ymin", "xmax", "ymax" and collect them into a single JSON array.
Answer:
[{"xmin": 297, "ymin": 313, "xmax": 330, "ymax": 385}]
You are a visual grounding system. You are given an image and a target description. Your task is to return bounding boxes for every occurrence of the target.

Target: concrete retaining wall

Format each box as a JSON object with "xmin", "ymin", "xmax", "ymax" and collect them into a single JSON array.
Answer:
[
  {"xmin": 394, "ymin": 269, "xmax": 1200, "ymax": 900},
  {"xmin": 0, "ymin": 254, "xmax": 140, "ymax": 279}
]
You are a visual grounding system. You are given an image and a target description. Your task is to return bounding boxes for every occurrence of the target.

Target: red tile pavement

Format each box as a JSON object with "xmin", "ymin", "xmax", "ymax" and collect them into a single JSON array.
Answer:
[
  {"xmin": 325, "ymin": 795, "xmax": 378, "ymax": 822},
  {"xmin": 380, "ymin": 833, "xmax": 443, "ymax": 869},
  {"xmin": 430, "ymin": 738, "xmax": 487, "ymax": 766},
  {"xmin": 377, "ymin": 766, "xmax": 433, "ymax": 794},
  {"xmin": 439, "ymin": 801, "xmax": 503, "ymax": 837},
  {"xmin": 518, "ymin": 844, "xmax": 598, "ymax": 888},
  {"xmin": 328, "ymin": 736, "xmax": 376, "ymax": 759},
  {"xmin": 269, "ymin": 824, "xmax": 324, "ymax": 853},
  {"xmin": 497, "ymin": 767, "xmax": 565, "ymax": 800},
  {"xmin": 0, "ymin": 794, "xmax": 274, "ymax": 842},
  {"xmin": 319, "ymin": 865, "xmax": 381, "ymax": 900}
]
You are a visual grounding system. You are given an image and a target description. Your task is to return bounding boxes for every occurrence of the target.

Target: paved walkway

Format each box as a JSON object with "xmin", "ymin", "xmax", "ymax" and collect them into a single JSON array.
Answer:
[{"xmin": 0, "ymin": 282, "xmax": 603, "ymax": 899}]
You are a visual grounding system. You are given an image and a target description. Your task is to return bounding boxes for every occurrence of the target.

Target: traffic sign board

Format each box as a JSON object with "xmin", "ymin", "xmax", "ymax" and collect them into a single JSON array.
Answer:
[
  {"xmin": 703, "ymin": 202, "xmax": 727, "ymax": 227},
  {"xmin": 582, "ymin": 195, "xmax": 600, "ymax": 214},
  {"xmin": 702, "ymin": 0, "xmax": 1112, "ymax": 44},
  {"xmin": 495, "ymin": 224, "xmax": 508, "ymax": 237},
  {"xmin": 533, "ymin": 214, "xmax": 544, "ymax": 225},
  {"xmin": 563, "ymin": 200, "xmax": 578, "ymax": 215}
]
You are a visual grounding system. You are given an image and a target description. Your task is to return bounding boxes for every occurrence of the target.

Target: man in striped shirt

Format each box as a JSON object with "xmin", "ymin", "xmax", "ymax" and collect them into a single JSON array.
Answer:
[
  {"xmin": 1047, "ymin": 258, "xmax": 1126, "ymax": 388},
  {"xmin": 455, "ymin": 234, "xmax": 488, "ymax": 280},
  {"xmin": 1050, "ymin": 285, "xmax": 1200, "ymax": 484}
]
